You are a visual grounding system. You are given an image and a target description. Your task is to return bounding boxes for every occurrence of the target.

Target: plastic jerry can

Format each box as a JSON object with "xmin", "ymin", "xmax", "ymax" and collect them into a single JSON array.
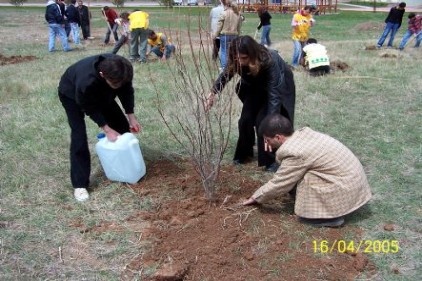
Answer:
[{"xmin": 95, "ymin": 132, "xmax": 146, "ymax": 184}]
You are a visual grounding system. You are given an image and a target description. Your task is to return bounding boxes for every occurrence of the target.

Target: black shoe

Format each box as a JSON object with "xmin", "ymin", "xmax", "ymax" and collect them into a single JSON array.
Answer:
[
  {"xmin": 265, "ymin": 162, "xmax": 279, "ymax": 173},
  {"xmin": 233, "ymin": 159, "xmax": 242, "ymax": 166},
  {"xmin": 299, "ymin": 217, "xmax": 345, "ymax": 228}
]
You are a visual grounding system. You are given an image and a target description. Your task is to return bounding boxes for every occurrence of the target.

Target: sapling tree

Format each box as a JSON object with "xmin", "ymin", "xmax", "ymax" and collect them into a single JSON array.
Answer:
[{"xmin": 149, "ymin": 18, "xmax": 237, "ymax": 201}]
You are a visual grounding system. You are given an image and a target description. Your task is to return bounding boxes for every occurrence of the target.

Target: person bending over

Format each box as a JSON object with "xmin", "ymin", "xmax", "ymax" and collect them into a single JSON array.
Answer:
[{"xmin": 243, "ymin": 114, "xmax": 372, "ymax": 228}]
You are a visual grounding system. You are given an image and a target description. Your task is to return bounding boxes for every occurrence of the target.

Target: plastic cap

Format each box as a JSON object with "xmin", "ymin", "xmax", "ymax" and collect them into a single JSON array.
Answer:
[{"xmin": 97, "ymin": 133, "xmax": 106, "ymax": 139}]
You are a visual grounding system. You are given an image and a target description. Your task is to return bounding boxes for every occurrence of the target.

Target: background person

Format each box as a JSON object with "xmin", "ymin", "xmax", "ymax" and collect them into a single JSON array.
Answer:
[
  {"xmin": 302, "ymin": 38, "xmax": 330, "ymax": 76},
  {"xmin": 257, "ymin": 6, "xmax": 272, "ymax": 47},
  {"xmin": 398, "ymin": 13, "xmax": 422, "ymax": 50},
  {"xmin": 215, "ymin": 0, "xmax": 242, "ymax": 70},
  {"xmin": 291, "ymin": 5, "xmax": 315, "ymax": 68},
  {"xmin": 243, "ymin": 114, "xmax": 372, "ymax": 228},
  {"xmin": 209, "ymin": 0, "xmax": 224, "ymax": 61},
  {"xmin": 65, "ymin": 0, "xmax": 83, "ymax": 48},
  {"xmin": 147, "ymin": 30, "xmax": 175, "ymax": 61},
  {"xmin": 58, "ymin": 54, "xmax": 142, "ymax": 202},
  {"xmin": 111, "ymin": 12, "xmax": 130, "ymax": 55},
  {"xmin": 377, "ymin": 2, "xmax": 406, "ymax": 48},
  {"xmin": 77, "ymin": 0, "xmax": 91, "ymax": 40},
  {"xmin": 129, "ymin": 9, "xmax": 149, "ymax": 63},
  {"xmin": 45, "ymin": 0, "xmax": 71, "ymax": 52},
  {"xmin": 205, "ymin": 36, "xmax": 295, "ymax": 172},
  {"xmin": 102, "ymin": 6, "xmax": 119, "ymax": 45},
  {"xmin": 57, "ymin": 0, "xmax": 71, "ymax": 38}
]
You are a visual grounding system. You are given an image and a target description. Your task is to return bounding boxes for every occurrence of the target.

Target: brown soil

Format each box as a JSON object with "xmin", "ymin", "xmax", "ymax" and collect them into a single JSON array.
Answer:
[
  {"xmin": 0, "ymin": 54, "xmax": 37, "ymax": 66},
  {"xmin": 330, "ymin": 60, "xmax": 350, "ymax": 72},
  {"xmin": 96, "ymin": 159, "xmax": 376, "ymax": 281}
]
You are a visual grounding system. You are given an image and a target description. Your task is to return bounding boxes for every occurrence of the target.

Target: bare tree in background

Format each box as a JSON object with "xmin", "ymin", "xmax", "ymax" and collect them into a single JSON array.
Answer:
[{"xmin": 149, "ymin": 17, "xmax": 237, "ymax": 201}]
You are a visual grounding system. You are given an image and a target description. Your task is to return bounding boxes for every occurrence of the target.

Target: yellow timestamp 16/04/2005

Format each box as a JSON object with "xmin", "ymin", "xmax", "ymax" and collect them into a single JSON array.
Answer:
[{"xmin": 312, "ymin": 240, "xmax": 399, "ymax": 254}]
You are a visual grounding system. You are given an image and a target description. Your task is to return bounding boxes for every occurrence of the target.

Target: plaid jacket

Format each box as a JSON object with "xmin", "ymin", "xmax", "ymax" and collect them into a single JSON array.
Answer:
[{"xmin": 252, "ymin": 127, "xmax": 372, "ymax": 219}]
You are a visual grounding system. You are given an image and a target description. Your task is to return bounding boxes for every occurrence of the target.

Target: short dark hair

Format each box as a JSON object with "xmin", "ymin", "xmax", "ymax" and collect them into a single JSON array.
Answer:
[
  {"xmin": 148, "ymin": 30, "xmax": 156, "ymax": 37},
  {"xmin": 258, "ymin": 114, "xmax": 294, "ymax": 138},
  {"xmin": 408, "ymin": 12, "xmax": 416, "ymax": 19},
  {"xmin": 307, "ymin": 38, "xmax": 317, "ymax": 44},
  {"xmin": 399, "ymin": 2, "xmax": 406, "ymax": 8},
  {"xmin": 98, "ymin": 55, "xmax": 133, "ymax": 86}
]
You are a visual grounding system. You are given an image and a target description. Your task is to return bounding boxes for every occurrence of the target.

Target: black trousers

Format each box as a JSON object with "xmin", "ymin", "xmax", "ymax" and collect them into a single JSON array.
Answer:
[
  {"xmin": 212, "ymin": 37, "xmax": 220, "ymax": 61},
  {"xmin": 59, "ymin": 94, "xmax": 130, "ymax": 188},
  {"xmin": 234, "ymin": 83, "xmax": 274, "ymax": 167},
  {"xmin": 309, "ymin": 65, "xmax": 330, "ymax": 77}
]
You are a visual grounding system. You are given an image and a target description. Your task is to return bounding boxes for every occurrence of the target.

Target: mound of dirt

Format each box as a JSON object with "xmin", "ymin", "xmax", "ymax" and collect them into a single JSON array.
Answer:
[
  {"xmin": 331, "ymin": 60, "xmax": 350, "ymax": 72},
  {"xmin": 0, "ymin": 54, "xmax": 37, "ymax": 66},
  {"xmin": 355, "ymin": 21, "xmax": 384, "ymax": 32},
  {"xmin": 114, "ymin": 159, "xmax": 375, "ymax": 281}
]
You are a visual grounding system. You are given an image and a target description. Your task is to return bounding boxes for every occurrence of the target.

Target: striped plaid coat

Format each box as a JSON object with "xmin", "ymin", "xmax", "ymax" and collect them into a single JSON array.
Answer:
[{"xmin": 252, "ymin": 127, "xmax": 372, "ymax": 219}]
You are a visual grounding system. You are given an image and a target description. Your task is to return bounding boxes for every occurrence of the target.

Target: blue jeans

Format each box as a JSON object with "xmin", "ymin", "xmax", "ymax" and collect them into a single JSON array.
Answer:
[
  {"xmin": 130, "ymin": 28, "xmax": 148, "ymax": 62},
  {"xmin": 150, "ymin": 44, "xmax": 176, "ymax": 59},
  {"xmin": 48, "ymin": 23, "xmax": 70, "ymax": 52},
  {"xmin": 70, "ymin": 22, "xmax": 80, "ymax": 45},
  {"xmin": 399, "ymin": 30, "xmax": 422, "ymax": 50},
  {"xmin": 220, "ymin": 34, "xmax": 237, "ymax": 69},
  {"xmin": 377, "ymin": 22, "xmax": 400, "ymax": 47},
  {"xmin": 292, "ymin": 40, "xmax": 303, "ymax": 67},
  {"xmin": 260, "ymin": 25, "xmax": 271, "ymax": 46},
  {"xmin": 104, "ymin": 22, "xmax": 119, "ymax": 44}
]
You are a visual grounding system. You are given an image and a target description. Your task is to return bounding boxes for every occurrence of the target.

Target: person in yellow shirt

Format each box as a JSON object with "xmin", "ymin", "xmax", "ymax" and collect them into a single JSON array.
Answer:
[
  {"xmin": 147, "ymin": 30, "xmax": 175, "ymax": 61},
  {"xmin": 302, "ymin": 38, "xmax": 330, "ymax": 76},
  {"xmin": 128, "ymin": 9, "xmax": 149, "ymax": 63},
  {"xmin": 291, "ymin": 6, "xmax": 315, "ymax": 68}
]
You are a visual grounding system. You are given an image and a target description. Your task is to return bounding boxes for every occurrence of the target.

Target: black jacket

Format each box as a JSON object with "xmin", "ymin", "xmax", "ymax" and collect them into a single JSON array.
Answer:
[
  {"xmin": 257, "ymin": 11, "xmax": 272, "ymax": 29},
  {"xmin": 385, "ymin": 6, "xmax": 405, "ymax": 28},
  {"xmin": 45, "ymin": 3, "xmax": 64, "ymax": 24},
  {"xmin": 212, "ymin": 49, "xmax": 295, "ymax": 123},
  {"xmin": 58, "ymin": 54, "xmax": 135, "ymax": 127},
  {"xmin": 65, "ymin": 4, "xmax": 80, "ymax": 25}
]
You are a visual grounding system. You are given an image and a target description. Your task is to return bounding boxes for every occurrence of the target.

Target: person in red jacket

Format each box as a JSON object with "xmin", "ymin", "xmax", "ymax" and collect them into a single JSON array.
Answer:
[{"xmin": 102, "ymin": 6, "xmax": 119, "ymax": 45}]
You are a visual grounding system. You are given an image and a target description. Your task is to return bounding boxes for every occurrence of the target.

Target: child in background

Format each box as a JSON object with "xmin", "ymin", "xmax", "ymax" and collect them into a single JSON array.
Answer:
[
  {"xmin": 302, "ymin": 38, "xmax": 330, "ymax": 76},
  {"xmin": 398, "ymin": 13, "xmax": 422, "ymax": 50},
  {"xmin": 111, "ymin": 12, "xmax": 130, "ymax": 55},
  {"xmin": 291, "ymin": 6, "xmax": 315, "ymax": 68}
]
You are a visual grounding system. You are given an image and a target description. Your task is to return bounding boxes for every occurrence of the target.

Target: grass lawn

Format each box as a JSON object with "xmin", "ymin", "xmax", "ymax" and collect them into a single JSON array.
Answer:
[{"xmin": 0, "ymin": 6, "xmax": 421, "ymax": 280}]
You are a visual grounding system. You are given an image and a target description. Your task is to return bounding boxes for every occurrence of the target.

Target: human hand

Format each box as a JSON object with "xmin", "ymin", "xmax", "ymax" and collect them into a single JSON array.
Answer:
[
  {"xmin": 204, "ymin": 92, "xmax": 216, "ymax": 112},
  {"xmin": 127, "ymin": 114, "xmax": 142, "ymax": 133},
  {"xmin": 102, "ymin": 125, "xmax": 120, "ymax": 142},
  {"xmin": 264, "ymin": 139, "xmax": 273, "ymax": 152},
  {"xmin": 242, "ymin": 197, "xmax": 257, "ymax": 206}
]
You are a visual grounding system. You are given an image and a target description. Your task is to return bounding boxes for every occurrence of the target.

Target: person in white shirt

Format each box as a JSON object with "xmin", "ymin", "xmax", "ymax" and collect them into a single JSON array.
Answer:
[
  {"xmin": 209, "ymin": 1, "xmax": 224, "ymax": 61},
  {"xmin": 302, "ymin": 38, "xmax": 330, "ymax": 76}
]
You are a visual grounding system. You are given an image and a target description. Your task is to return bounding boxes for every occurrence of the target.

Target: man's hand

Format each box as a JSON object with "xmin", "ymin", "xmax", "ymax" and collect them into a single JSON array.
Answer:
[
  {"xmin": 264, "ymin": 139, "xmax": 273, "ymax": 152},
  {"xmin": 102, "ymin": 125, "xmax": 120, "ymax": 142},
  {"xmin": 204, "ymin": 92, "xmax": 216, "ymax": 112},
  {"xmin": 127, "ymin": 113, "xmax": 142, "ymax": 133},
  {"xmin": 242, "ymin": 197, "xmax": 257, "ymax": 206}
]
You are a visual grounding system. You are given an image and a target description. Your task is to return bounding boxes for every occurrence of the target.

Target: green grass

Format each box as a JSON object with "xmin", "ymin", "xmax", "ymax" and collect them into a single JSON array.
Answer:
[{"xmin": 1, "ymin": 6, "xmax": 421, "ymax": 280}]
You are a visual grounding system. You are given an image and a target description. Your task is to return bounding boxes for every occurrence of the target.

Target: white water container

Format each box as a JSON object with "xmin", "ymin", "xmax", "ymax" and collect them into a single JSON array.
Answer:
[{"xmin": 95, "ymin": 132, "xmax": 146, "ymax": 184}]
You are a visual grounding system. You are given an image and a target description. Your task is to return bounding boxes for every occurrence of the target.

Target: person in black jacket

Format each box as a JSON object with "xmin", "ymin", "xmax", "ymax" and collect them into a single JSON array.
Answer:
[
  {"xmin": 45, "ymin": 0, "xmax": 71, "ymax": 52},
  {"xmin": 65, "ymin": 0, "xmax": 83, "ymax": 47},
  {"xmin": 377, "ymin": 2, "xmax": 406, "ymax": 48},
  {"xmin": 58, "ymin": 54, "xmax": 142, "ymax": 201},
  {"xmin": 57, "ymin": 0, "xmax": 71, "ymax": 38},
  {"xmin": 77, "ymin": 0, "xmax": 91, "ymax": 40},
  {"xmin": 205, "ymin": 35, "xmax": 295, "ymax": 172},
  {"xmin": 257, "ymin": 6, "xmax": 272, "ymax": 47}
]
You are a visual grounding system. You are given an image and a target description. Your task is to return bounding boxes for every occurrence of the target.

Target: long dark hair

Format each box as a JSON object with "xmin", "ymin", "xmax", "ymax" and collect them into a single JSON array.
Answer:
[{"xmin": 227, "ymin": 35, "xmax": 271, "ymax": 76}]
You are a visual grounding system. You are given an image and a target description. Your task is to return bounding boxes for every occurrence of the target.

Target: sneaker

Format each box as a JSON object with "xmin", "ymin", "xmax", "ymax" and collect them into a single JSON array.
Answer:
[
  {"xmin": 74, "ymin": 188, "xmax": 89, "ymax": 202},
  {"xmin": 299, "ymin": 216, "xmax": 345, "ymax": 228},
  {"xmin": 376, "ymin": 45, "xmax": 382, "ymax": 49}
]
